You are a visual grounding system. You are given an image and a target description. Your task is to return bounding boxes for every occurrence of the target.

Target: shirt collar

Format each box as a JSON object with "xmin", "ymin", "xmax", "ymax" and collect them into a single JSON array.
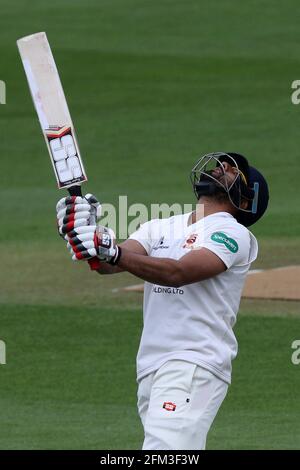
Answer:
[{"xmin": 185, "ymin": 211, "xmax": 235, "ymax": 228}]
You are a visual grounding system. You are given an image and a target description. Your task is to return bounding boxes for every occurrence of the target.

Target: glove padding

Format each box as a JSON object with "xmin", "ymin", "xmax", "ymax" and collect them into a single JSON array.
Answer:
[
  {"xmin": 56, "ymin": 194, "xmax": 101, "ymax": 239},
  {"xmin": 67, "ymin": 224, "xmax": 119, "ymax": 264}
]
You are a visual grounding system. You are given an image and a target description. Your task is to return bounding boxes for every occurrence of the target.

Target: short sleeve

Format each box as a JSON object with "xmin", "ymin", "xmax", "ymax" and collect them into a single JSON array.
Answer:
[
  {"xmin": 129, "ymin": 221, "xmax": 153, "ymax": 255},
  {"xmin": 200, "ymin": 223, "xmax": 257, "ymax": 269}
]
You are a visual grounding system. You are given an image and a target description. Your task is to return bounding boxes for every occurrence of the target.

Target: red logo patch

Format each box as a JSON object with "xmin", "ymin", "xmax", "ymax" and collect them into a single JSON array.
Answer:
[
  {"xmin": 163, "ymin": 401, "xmax": 176, "ymax": 411},
  {"xmin": 183, "ymin": 233, "xmax": 198, "ymax": 249}
]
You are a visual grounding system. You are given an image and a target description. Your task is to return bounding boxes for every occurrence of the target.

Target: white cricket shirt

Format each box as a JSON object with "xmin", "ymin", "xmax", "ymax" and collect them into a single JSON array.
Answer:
[{"xmin": 129, "ymin": 211, "xmax": 258, "ymax": 384}]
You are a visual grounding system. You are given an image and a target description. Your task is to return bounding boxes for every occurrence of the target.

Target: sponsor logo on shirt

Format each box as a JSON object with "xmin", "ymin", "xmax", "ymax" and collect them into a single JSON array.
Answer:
[
  {"xmin": 153, "ymin": 286, "xmax": 184, "ymax": 295},
  {"xmin": 163, "ymin": 402, "xmax": 176, "ymax": 411},
  {"xmin": 153, "ymin": 236, "xmax": 169, "ymax": 250},
  {"xmin": 211, "ymin": 231, "xmax": 239, "ymax": 253},
  {"xmin": 183, "ymin": 233, "xmax": 198, "ymax": 249}
]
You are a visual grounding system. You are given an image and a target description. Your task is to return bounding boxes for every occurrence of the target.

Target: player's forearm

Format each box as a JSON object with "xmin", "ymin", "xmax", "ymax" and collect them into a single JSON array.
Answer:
[
  {"xmin": 89, "ymin": 239, "xmax": 148, "ymax": 275},
  {"xmin": 117, "ymin": 247, "xmax": 183, "ymax": 287},
  {"xmin": 95, "ymin": 264, "xmax": 123, "ymax": 275}
]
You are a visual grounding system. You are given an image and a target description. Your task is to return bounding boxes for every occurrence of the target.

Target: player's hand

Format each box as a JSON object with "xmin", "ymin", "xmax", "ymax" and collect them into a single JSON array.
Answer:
[
  {"xmin": 67, "ymin": 224, "xmax": 121, "ymax": 264},
  {"xmin": 56, "ymin": 193, "xmax": 101, "ymax": 239}
]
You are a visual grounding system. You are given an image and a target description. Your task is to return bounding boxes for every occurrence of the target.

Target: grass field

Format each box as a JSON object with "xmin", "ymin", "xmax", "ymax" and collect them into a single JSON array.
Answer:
[{"xmin": 0, "ymin": 0, "xmax": 299, "ymax": 450}]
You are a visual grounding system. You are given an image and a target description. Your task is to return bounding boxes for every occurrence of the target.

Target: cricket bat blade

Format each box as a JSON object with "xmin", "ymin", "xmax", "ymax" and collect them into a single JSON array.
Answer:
[{"xmin": 17, "ymin": 32, "xmax": 87, "ymax": 196}]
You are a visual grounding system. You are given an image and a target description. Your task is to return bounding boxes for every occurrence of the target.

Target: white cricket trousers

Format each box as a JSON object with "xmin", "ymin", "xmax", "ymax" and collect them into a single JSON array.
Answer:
[{"xmin": 137, "ymin": 360, "xmax": 228, "ymax": 450}]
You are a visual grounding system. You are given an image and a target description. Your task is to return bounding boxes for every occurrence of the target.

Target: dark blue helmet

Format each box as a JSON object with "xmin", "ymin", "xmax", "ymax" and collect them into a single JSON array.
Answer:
[
  {"xmin": 190, "ymin": 152, "xmax": 269, "ymax": 227},
  {"xmin": 235, "ymin": 164, "xmax": 269, "ymax": 227}
]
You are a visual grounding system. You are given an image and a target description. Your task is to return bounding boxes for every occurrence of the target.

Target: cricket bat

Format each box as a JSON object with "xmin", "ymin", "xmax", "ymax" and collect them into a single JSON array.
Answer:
[{"xmin": 17, "ymin": 32, "xmax": 87, "ymax": 196}]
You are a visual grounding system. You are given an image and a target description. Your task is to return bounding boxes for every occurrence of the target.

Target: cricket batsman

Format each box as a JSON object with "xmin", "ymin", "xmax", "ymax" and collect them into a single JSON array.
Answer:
[{"xmin": 56, "ymin": 151, "xmax": 269, "ymax": 450}]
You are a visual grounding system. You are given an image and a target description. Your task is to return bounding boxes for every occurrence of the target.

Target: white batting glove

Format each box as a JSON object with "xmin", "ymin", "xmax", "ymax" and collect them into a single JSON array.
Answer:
[
  {"xmin": 67, "ymin": 224, "xmax": 121, "ymax": 264},
  {"xmin": 56, "ymin": 193, "xmax": 101, "ymax": 239}
]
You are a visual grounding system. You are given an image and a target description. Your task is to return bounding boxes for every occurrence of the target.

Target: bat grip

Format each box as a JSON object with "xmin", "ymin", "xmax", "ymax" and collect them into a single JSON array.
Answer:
[{"xmin": 68, "ymin": 185, "xmax": 82, "ymax": 197}]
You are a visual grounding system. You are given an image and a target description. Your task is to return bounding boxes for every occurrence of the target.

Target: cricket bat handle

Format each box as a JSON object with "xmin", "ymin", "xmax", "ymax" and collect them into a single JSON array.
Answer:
[
  {"xmin": 67, "ymin": 184, "xmax": 101, "ymax": 270},
  {"xmin": 68, "ymin": 185, "xmax": 82, "ymax": 197}
]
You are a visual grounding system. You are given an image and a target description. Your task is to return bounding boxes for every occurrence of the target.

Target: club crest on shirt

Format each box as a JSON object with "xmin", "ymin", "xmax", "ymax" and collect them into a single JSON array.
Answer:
[{"xmin": 183, "ymin": 233, "xmax": 198, "ymax": 249}]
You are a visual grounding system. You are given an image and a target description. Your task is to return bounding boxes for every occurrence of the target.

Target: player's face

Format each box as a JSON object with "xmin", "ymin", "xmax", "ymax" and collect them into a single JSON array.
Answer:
[{"xmin": 211, "ymin": 161, "xmax": 239, "ymax": 187}]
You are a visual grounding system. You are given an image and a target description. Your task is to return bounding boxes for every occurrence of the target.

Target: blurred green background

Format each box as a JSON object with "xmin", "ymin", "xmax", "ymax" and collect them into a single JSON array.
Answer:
[{"xmin": 0, "ymin": 0, "xmax": 299, "ymax": 449}]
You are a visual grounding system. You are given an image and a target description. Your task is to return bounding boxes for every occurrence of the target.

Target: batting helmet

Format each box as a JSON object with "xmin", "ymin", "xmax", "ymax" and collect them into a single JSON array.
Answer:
[{"xmin": 190, "ymin": 151, "xmax": 269, "ymax": 227}]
